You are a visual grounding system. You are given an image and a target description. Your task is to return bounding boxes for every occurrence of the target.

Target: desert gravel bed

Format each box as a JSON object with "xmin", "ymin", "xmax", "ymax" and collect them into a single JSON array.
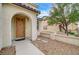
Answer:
[{"xmin": 32, "ymin": 36, "xmax": 79, "ymax": 55}]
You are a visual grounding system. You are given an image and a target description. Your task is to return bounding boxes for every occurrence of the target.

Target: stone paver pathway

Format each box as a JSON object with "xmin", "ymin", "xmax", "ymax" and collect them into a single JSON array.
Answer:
[{"xmin": 13, "ymin": 39, "xmax": 44, "ymax": 55}]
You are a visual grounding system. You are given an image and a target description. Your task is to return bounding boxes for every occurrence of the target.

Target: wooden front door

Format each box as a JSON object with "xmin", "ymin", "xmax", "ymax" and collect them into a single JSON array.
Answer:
[{"xmin": 16, "ymin": 17, "xmax": 25, "ymax": 39}]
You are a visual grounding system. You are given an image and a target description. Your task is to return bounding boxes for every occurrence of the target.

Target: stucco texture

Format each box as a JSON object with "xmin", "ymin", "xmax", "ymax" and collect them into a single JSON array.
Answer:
[{"xmin": 1, "ymin": 3, "xmax": 37, "ymax": 47}]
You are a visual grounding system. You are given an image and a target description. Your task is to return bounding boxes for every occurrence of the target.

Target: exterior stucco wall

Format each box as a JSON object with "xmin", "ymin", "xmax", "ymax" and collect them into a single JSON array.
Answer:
[
  {"xmin": 37, "ymin": 21, "xmax": 43, "ymax": 35},
  {"xmin": 39, "ymin": 20, "xmax": 77, "ymax": 33},
  {"xmin": 25, "ymin": 18, "xmax": 32, "ymax": 39},
  {"xmin": 11, "ymin": 18, "xmax": 16, "ymax": 40},
  {"xmin": 2, "ymin": 3, "xmax": 37, "ymax": 47},
  {"xmin": 39, "ymin": 20, "xmax": 59, "ymax": 33},
  {"xmin": 0, "ymin": 4, "xmax": 2, "ymax": 49},
  {"xmin": 68, "ymin": 23, "xmax": 77, "ymax": 31},
  {"xmin": 31, "ymin": 15, "xmax": 37, "ymax": 41}
]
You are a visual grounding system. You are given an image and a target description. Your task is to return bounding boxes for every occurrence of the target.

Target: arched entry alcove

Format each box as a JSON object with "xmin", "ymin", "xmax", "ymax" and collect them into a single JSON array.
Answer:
[{"xmin": 11, "ymin": 13, "xmax": 32, "ymax": 41}]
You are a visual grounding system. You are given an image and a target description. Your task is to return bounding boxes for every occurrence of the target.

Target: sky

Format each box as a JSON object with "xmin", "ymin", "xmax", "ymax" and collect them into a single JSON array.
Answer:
[{"xmin": 36, "ymin": 3, "xmax": 53, "ymax": 18}]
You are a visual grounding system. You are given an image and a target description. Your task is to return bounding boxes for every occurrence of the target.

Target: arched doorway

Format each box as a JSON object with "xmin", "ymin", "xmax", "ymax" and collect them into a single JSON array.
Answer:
[{"xmin": 11, "ymin": 13, "xmax": 32, "ymax": 41}]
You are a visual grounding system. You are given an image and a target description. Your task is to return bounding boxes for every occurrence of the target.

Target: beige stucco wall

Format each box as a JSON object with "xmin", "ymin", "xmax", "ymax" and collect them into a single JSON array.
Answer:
[
  {"xmin": 50, "ymin": 34, "xmax": 79, "ymax": 46},
  {"xmin": 39, "ymin": 20, "xmax": 59, "ymax": 33},
  {"xmin": 2, "ymin": 3, "xmax": 37, "ymax": 47},
  {"xmin": 11, "ymin": 18, "xmax": 16, "ymax": 40},
  {"xmin": 39, "ymin": 20, "xmax": 77, "ymax": 33},
  {"xmin": 68, "ymin": 23, "xmax": 77, "ymax": 31},
  {"xmin": 38, "ymin": 21, "xmax": 43, "ymax": 35},
  {"xmin": 0, "ymin": 4, "xmax": 2, "ymax": 49},
  {"xmin": 25, "ymin": 18, "xmax": 32, "ymax": 39}
]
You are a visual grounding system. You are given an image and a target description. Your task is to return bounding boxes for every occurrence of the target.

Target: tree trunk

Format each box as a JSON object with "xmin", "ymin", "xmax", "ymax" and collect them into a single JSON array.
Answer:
[
  {"xmin": 65, "ymin": 24, "xmax": 68, "ymax": 36},
  {"xmin": 59, "ymin": 24, "xmax": 62, "ymax": 32}
]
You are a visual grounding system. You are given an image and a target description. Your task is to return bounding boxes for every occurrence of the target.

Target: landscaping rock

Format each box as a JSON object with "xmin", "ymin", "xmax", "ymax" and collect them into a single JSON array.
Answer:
[{"xmin": 0, "ymin": 46, "xmax": 16, "ymax": 55}]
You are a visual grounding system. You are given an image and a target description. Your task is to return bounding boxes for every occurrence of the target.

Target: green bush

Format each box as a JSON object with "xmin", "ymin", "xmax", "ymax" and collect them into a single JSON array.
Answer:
[
  {"xmin": 68, "ymin": 31, "xmax": 79, "ymax": 37},
  {"xmin": 68, "ymin": 32, "xmax": 76, "ymax": 35}
]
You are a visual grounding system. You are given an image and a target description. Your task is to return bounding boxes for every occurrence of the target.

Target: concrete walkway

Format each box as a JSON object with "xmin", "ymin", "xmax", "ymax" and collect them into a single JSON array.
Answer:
[{"xmin": 13, "ymin": 39, "xmax": 44, "ymax": 55}]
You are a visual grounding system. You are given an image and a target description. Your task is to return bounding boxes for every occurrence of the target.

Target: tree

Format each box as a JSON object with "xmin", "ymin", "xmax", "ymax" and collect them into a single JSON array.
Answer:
[{"xmin": 48, "ymin": 3, "xmax": 79, "ymax": 35}]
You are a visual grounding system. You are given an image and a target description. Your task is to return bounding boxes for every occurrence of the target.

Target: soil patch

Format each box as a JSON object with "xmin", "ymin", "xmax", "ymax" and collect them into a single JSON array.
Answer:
[{"xmin": 33, "ymin": 36, "xmax": 79, "ymax": 55}]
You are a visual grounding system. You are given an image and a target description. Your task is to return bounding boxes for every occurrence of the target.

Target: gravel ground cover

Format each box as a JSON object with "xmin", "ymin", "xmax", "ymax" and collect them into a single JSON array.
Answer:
[{"xmin": 33, "ymin": 36, "xmax": 79, "ymax": 55}]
